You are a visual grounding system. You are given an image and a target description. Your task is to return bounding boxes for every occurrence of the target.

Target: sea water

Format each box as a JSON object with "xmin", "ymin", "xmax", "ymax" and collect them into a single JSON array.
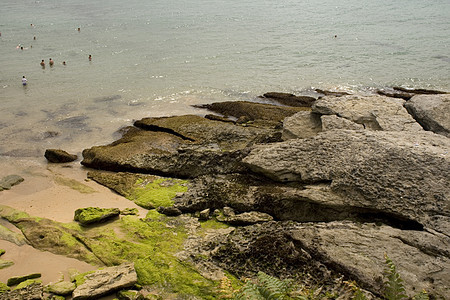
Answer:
[{"xmin": 0, "ymin": 0, "xmax": 449, "ymax": 161}]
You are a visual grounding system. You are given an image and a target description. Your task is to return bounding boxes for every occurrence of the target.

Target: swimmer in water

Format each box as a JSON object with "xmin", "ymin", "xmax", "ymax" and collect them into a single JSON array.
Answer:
[
  {"xmin": 22, "ymin": 76, "xmax": 27, "ymax": 86},
  {"xmin": 49, "ymin": 58, "xmax": 54, "ymax": 66},
  {"xmin": 40, "ymin": 59, "xmax": 45, "ymax": 68},
  {"xmin": 62, "ymin": 61, "xmax": 66, "ymax": 65},
  {"xmin": 88, "ymin": 54, "xmax": 92, "ymax": 61}
]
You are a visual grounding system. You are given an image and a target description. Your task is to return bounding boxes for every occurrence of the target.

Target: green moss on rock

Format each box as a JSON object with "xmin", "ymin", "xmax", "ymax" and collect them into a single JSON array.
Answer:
[
  {"xmin": 129, "ymin": 178, "xmax": 188, "ymax": 209},
  {"xmin": 74, "ymin": 207, "xmax": 120, "ymax": 225},
  {"xmin": 13, "ymin": 279, "xmax": 42, "ymax": 290},
  {"xmin": 0, "ymin": 282, "xmax": 10, "ymax": 293}
]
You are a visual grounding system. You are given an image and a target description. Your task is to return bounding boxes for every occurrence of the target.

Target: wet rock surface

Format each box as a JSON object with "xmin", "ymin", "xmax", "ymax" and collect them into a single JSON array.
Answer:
[
  {"xmin": 2, "ymin": 95, "xmax": 449, "ymax": 299},
  {"xmin": 44, "ymin": 149, "xmax": 78, "ymax": 163}
]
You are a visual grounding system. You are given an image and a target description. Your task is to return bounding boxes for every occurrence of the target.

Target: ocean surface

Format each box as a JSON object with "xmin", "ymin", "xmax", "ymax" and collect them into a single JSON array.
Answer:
[{"xmin": 1, "ymin": 0, "xmax": 449, "ymax": 163}]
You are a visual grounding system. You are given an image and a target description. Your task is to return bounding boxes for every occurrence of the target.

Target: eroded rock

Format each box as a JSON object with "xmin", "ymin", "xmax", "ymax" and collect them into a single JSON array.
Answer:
[
  {"xmin": 243, "ymin": 130, "xmax": 450, "ymax": 234},
  {"xmin": 0, "ymin": 175, "xmax": 24, "ymax": 191},
  {"xmin": 72, "ymin": 263, "xmax": 137, "ymax": 300},
  {"xmin": 74, "ymin": 207, "xmax": 120, "ymax": 225},
  {"xmin": 312, "ymin": 95, "xmax": 423, "ymax": 131}
]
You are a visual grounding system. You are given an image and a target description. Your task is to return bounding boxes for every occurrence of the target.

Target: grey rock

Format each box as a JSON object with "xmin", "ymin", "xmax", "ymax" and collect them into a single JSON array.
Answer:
[
  {"xmin": 404, "ymin": 94, "xmax": 450, "ymax": 137},
  {"xmin": 223, "ymin": 211, "xmax": 273, "ymax": 226},
  {"xmin": 0, "ymin": 175, "xmax": 24, "ymax": 191},
  {"xmin": 289, "ymin": 221, "xmax": 450, "ymax": 298},
  {"xmin": 44, "ymin": 149, "xmax": 78, "ymax": 163},
  {"xmin": 222, "ymin": 207, "xmax": 235, "ymax": 217},
  {"xmin": 242, "ymin": 130, "xmax": 450, "ymax": 234},
  {"xmin": 282, "ymin": 111, "xmax": 322, "ymax": 140},
  {"xmin": 312, "ymin": 95, "xmax": 423, "ymax": 131},
  {"xmin": 321, "ymin": 115, "xmax": 364, "ymax": 131},
  {"xmin": 198, "ymin": 208, "xmax": 210, "ymax": 221},
  {"xmin": 44, "ymin": 280, "xmax": 76, "ymax": 295},
  {"xmin": 72, "ymin": 263, "xmax": 137, "ymax": 300},
  {"xmin": 0, "ymin": 224, "xmax": 28, "ymax": 246},
  {"xmin": 157, "ymin": 206, "xmax": 182, "ymax": 216},
  {"xmin": 0, "ymin": 282, "xmax": 43, "ymax": 300}
]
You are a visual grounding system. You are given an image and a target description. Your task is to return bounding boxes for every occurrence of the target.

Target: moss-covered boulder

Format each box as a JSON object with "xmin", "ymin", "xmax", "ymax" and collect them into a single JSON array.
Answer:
[
  {"xmin": 87, "ymin": 171, "xmax": 188, "ymax": 209},
  {"xmin": 7, "ymin": 273, "xmax": 41, "ymax": 286},
  {"xmin": 44, "ymin": 280, "xmax": 76, "ymax": 295},
  {"xmin": 74, "ymin": 207, "xmax": 120, "ymax": 225},
  {"xmin": 44, "ymin": 148, "xmax": 78, "ymax": 163},
  {"xmin": 0, "ymin": 282, "xmax": 10, "ymax": 293}
]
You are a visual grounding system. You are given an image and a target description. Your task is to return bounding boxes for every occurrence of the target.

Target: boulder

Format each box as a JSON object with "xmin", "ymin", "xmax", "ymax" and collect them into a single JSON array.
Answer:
[
  {"xmin": 44, "ymin": 149, "xmax": 78, "ymax": 163},
  {"xmin": 44, "ymin": 280, "xmax": 76, "ymax": 295},
  {"xmin": 282, "ymin": 111, "xmax": 322, "ymax": 140},
  {"xmin": 404, "ymin": 94, "xmax": 450, "ymax": 137},
  {"xmin": 74, "ymin": 207, "xmax": 120, "ymax": 225},
  {"xmin": 0, "ymin": 175, "xmax": 24, "ymax": 191},
  {"xmin": 260, "ymin": 92, "xmax": 317, "ymax": 107},
  {"xmin": 72, "ymin": 263, "xmax": 137, "ymax": 300},
  {"xmin": 157, "ymin": 206, "xmax": 182, "ymax": 216},
  {"xmin": 377, "ymin": 89, "xmax": 413, "ymax": 100},
  {"xmin": 312, "ymin": 95, "xmax": 423, "ymax": 131},
  {"xmin": 242, "ymin": 130, "xmax": 450, "ymax": 234}
]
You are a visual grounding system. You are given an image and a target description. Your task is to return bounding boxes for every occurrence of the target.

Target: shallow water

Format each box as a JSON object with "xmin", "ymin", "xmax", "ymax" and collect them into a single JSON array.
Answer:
[{"xmin": 0, "ymin": 0, "xmax": 449, "ymax": 158}]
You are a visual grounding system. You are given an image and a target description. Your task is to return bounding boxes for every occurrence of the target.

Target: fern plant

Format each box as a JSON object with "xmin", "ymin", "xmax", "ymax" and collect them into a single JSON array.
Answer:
[
  {"xmin": 233, "ymin": 271, "xmax": 305, "ymax": 300},
  {"xmin": 383, "ymin": 254, "xmax": 408, "ymax": 300}
]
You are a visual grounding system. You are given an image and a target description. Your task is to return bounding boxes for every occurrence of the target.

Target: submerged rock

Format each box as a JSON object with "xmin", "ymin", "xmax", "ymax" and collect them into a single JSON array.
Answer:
[
  {"xmin": 260, "ymin": 92, "xmax": 317, "ymax": 107},
  {"xmin": 44, "ymin": 149, "xmax": 78, "ymax": 163},
  {"xmin": 72, "ymin": 263, "xmax": 137, "ymax": 300},
  {"xmin": 0, "ymin": 175, "xmax": 24, "ymax": 191}
]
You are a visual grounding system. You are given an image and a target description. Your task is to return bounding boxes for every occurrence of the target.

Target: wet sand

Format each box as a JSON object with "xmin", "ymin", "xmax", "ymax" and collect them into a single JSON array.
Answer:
[{"xmin": 0, "ymin": 157, "xmax": 147, "ymax": 287}]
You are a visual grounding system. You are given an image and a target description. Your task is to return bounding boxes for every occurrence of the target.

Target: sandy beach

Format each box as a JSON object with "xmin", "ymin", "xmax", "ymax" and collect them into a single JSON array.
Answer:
[{"xmin": 0, "ymin": 157, "xmax": 147, "ymax": 286}]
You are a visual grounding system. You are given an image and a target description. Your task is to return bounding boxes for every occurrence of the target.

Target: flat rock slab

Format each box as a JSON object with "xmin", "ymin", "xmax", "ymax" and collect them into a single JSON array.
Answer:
[
  {"xmin": 312, "ymin": 95, "xmax": 423, "ymax": 131},
  {"xmin": 0, "ymin": 175, "xmax": 24, "ymax": 191},
  {"xmin": 288, "ymin": 221, "xmax": 450, "ymax": 298},
  {"xmin": 243, "ymin": 130, "xmax": 450, "ymax": 234},
  {"xmin": 72, "ymin": 263, "xmax": 137, "ymax": 300}
]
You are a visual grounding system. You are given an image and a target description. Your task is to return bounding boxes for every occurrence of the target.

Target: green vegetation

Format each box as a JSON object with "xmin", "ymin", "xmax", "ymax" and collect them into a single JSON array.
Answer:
[
  {"xmin": 128, "ymin": 178, "xmax": 188, "ymax": 209},
  {"xmin": 14, "ymin": 279, "xmax": 42, "ymax": 290}
]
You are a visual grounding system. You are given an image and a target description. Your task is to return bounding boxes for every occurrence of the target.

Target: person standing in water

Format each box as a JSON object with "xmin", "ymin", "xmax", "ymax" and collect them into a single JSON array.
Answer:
[
  {"xmin": 40, "ymin": 59, "xmax": 45, "ymax": 68},
  {"xmin": 22, "ymin": 76, "xmax": 27, "ymax": 86},
  {"xmin": 88, "ymin": 54, "xmax": 92, "ymax": 61},
  {"xmin": 49, "ymin": 58, "xmax": 54, "ymax": 66}
]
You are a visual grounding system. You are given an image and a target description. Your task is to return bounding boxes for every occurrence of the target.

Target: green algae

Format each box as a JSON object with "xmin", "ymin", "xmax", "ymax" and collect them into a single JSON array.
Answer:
[
  {"xmin": 54, "ymin": 176, "xmax": 96, "ymax": 194},
  {"xmin": 1, "ymin": 205, "xmax": 218, "ymax": 298},
  {"xmin": 200, "ymin": 219, "xmax": 230, "ymax": 230},
  {"xmin": 0, "ymin": 282, "xmax": 10, "ymax": 293},
  {"xmin": 74, "ymin": 207, "xmax": 120, "ymax": 225},
  {"xmin": 128, "ymin": 178, "xmax": 188, "ymax": 209},
  {"xmin": 13, "ymin": 279, "xmax": 42, "ymax": 290}
]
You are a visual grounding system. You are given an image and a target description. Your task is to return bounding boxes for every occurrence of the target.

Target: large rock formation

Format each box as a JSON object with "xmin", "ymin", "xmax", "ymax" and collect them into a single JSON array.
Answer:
[{"xmin": 242, "ymin": 130, "xmax": 449, "ymax": 234}]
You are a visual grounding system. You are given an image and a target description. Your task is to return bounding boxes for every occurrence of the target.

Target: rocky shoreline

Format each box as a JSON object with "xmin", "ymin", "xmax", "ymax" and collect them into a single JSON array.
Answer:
[{"xmin": 0, "ymin": 88, "xmax": 449, "ymax": 299}]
